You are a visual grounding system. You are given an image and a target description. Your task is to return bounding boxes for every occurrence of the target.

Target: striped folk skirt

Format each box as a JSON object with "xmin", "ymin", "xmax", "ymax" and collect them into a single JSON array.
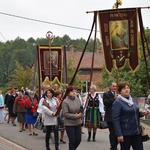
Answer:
[{"xmin": 85, "ymin": 107, "xmax": 102, "ymax": 128}]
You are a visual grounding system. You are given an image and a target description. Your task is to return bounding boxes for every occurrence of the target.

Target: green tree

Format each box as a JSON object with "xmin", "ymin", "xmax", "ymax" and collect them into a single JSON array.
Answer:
[
  {"xmin": 61, "ymin": 56, "xmax": 82, "ymax": 89},
  {"xmin": 0, "ymin": 44, "xmax": 12, "ymax": 86},
  {"xmin": 101, "ymin": 56, "xmax": 150, "ymax": 97},
  {"xmin": 7, "ymin": 62, "xmax": 33, "ymax": 89},
  {"xmin": 8, "ymin": 49, "xmax": 33, "ymax": 74}
]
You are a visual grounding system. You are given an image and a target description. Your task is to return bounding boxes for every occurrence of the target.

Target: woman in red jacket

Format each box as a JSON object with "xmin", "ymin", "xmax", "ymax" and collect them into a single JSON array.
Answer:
[
  {"xmin": 25, "ymin": 91, "xmax": 38, "ymax": 135},
  {"xmin": 13, "ymin": 90, "xmax": 27, "ymax": 132}
]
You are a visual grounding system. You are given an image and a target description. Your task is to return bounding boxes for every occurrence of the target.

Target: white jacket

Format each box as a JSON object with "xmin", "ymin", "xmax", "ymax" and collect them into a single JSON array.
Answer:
[{"xmin": 42, "ymin": 97, "xmax": 57, "ymax": 126}]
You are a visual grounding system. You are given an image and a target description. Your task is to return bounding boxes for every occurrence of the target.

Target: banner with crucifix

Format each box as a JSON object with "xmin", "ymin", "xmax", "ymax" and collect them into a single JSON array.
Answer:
[
  {"xmin": 98, "ymin": 8, "xmax": 140, "ymax": 73},
  {"xmin": 37, "ymin": 45, "xmax": 62, "ymax": 83}
]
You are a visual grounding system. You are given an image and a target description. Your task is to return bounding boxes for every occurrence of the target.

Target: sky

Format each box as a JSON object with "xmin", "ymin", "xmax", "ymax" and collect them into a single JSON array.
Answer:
[{"xmin": 0, "ymin": 0, "xmax": 150, "ymax": 42}]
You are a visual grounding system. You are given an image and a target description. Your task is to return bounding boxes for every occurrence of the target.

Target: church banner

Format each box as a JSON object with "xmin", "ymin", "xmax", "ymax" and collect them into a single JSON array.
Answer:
[
  {"xmin": 37, "ymin": 45, "xmax": 62, "ymax": 83},
  {"xmin": 98, "ymin": 8, "xmax": 139, "ymax": 73}
]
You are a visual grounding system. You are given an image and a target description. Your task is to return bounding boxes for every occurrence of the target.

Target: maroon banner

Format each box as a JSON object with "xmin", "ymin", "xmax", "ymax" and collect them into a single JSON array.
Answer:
[
  {"xmin": 37, "ymin": 45, "xmax": 62, "ymax": 83},
  {"xmin": 98, "ymin": 8, "xmax": 139, "ymax": 73}
]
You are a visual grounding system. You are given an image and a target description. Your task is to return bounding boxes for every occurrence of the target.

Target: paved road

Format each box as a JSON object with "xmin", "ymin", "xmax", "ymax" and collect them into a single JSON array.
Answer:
[{"xmin": 0, "ymin": 121, "xmax": 150, "ymax": 150}]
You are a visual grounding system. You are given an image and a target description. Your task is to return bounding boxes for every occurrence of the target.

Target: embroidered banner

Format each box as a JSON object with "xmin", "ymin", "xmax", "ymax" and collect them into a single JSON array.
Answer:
[
  {"xmin": 98, "ymin": 8, "xmax": 139, "ymax": 73},
  {"xmin": 37, "ymin": 45, "xmax": 62, "ymax": 82}
]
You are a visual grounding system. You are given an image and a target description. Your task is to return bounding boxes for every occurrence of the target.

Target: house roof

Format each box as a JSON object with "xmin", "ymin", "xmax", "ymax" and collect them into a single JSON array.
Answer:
[{"xmin": 66, "ymin": 51, "xmax": 104, "ymax": 69}]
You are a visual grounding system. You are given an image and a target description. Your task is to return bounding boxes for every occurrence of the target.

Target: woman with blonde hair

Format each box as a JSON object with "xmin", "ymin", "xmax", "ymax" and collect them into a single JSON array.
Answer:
[{"xmin": 85, "ymin": 85, "xmax": 105, "ymax": 142}]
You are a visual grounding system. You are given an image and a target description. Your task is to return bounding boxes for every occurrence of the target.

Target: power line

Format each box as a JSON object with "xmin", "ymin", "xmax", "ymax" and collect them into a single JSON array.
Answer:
[
  {"xmin": 0, "ymin": 31, "xmax": 6, "ymax": 42},
  {"xmin": 0, "ymin": 11, "xmax": 92, "ymax": 32}
]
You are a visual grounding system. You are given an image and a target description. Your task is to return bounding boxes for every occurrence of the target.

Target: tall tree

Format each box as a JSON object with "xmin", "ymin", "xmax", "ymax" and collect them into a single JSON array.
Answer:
[{"xmin": 7, "ymin": 62, "xmax": 33, "ymax": 89}]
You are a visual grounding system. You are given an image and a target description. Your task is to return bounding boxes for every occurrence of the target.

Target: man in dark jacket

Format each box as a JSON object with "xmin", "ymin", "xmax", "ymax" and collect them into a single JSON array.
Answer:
[{"xmin": 103, "ymin": 82, "xmax": 118, "ymax": 150}]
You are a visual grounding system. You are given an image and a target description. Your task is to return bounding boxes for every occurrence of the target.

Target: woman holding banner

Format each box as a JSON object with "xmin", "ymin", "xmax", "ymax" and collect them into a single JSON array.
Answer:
[{"xmin": 62, "ymin": 86, "xmax": 83, "ymax": 150}]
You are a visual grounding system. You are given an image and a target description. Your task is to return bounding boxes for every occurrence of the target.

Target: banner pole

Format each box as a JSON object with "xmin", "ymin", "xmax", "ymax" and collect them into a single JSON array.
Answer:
[
  {"xmin": 46, "ymin": 31, "xmax": 54, "ymax": 83},
  {"xmin": 86, "ymin": 6, "xmax": 150, "ymax": 14},
  {"xmin": 49, "ymin": 40, "xmax": 52, "ymax": 82},
  {"xmin": 116, "ymin": 67, "xmax": 119, "ymax": 94}
]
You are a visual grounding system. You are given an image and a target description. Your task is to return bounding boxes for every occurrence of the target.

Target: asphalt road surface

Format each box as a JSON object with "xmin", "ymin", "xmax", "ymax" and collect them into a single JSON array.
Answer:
[{"xmin": 0, "ymin": 121, "xmax": 150, "ymax": 150}]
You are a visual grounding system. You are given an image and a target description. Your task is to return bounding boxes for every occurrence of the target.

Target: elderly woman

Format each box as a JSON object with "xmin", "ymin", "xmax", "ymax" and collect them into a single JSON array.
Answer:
[
  {"xmin": 85, "ymin": 85, "xmax": 105, "ymax": 142},
  {"xmin": 25, "ymin": 91, "xmax": 38, "ymax": 135},
  {"xmin": 13, "ymin": 90, "xmax": 27, "ymax": 132},
  {"xmin": 112, "ymin": 81, "xmax": 148, "ymax": 150},
  {"xmin": 62, "ymin": 86, "xmax": 83, "ymax": 150}
]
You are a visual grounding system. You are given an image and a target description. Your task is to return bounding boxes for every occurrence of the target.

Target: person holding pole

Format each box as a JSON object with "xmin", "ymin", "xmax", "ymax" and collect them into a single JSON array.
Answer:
[
  {"xmin": 42, "ymin": 89, "xmax": 59, "ymax": 150},
  {"xmin": 62, "ymin": 86, "xmax": 83, "ymax": 150}
]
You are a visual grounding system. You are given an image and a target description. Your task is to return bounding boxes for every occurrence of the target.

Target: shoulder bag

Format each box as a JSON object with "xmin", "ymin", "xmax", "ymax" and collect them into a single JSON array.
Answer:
[{"xmin": 140, "ymin": 123, "xmax": 150, "ymax": 142}]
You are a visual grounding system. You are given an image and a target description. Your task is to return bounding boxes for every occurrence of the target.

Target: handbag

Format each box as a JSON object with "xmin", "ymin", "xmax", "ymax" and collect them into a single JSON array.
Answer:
[
  {"xmin": 99, "ymin": 121, "xmax": 108, "ymax": 129},
  {"xmin": 33, "ymin": 112, "xmax": 38, "ymax": 118},
  {"xmin": 140, "ymin": 123, "xmax": 150, "ymax": 142},
  {"xmin": 57, "ymin": 115, "xmax": 64, "ymax": 126},
  {"xmin": 43, "ymin": 126, "xmax": 47, "ymax": 133},
  {"xmin": 34, "ymin": 119, "xmax": 43, "ymax": 130}
]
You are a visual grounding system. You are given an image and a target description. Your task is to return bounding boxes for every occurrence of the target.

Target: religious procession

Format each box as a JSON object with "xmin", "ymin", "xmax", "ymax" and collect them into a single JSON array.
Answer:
[{"xmin": 1, "ymin": 1, "xmax": 150, "ymax": 150}]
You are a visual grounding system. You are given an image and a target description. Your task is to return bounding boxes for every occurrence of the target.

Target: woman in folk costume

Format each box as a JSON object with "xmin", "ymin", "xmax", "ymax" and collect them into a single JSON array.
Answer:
[
  {"xmin": 0, "ymin": 90, "xmax": 4, "ymax": 123},
  {"xmin": 42, "ymin": 89, "xmax": 59, "ymax": 150},
  {"xmin": 85, "ymin": 85, "xmax": 105, "ymax": 142}
]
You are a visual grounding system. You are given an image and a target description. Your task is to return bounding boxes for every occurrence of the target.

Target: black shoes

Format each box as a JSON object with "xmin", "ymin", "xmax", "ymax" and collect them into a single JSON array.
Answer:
[
  {"xmin": 87, "ymin": 138, "xmax": 96, "ymax": 142},
  {"xmin": 93, "ymin": 139, "xmax": 96, "ymax": 142},
  {"xmin": 33, "ymin": 132, "xmax": 38, "ymax": 136},
  {"xmin": 60, "ymin": 139, "xmax": 66, "ymax": 144}
]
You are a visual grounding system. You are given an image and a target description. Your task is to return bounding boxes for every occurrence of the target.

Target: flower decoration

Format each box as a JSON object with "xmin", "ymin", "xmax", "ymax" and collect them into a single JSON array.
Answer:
[{"xmin": 112, "ymin": 0, "xmax": 122, "ymax": 9}]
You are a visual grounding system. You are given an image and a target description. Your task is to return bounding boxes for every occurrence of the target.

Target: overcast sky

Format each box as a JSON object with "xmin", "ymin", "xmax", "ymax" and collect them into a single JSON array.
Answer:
[{"xmin": 0, "ymin": 0, "xmax": 150, "ymax": 42}]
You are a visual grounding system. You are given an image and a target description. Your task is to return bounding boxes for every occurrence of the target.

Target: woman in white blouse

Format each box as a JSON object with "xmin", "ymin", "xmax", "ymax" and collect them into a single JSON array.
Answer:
[
  {"xmin": 42, "ymin": 89, "xmax": 59, "ymax": 150},
  {"xmin": 85, "ymin": 85, "xmax": 105, "ymax": 142}
]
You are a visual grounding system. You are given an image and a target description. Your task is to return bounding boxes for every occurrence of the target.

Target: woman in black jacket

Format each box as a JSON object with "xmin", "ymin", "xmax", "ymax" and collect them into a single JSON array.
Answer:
[
  {"xmin": 7, "ymin": 88, "xmax": 18, "ymax": 126},
  {"xmin": 112, "ymin": 81, "xmax": 148, "ymax": 150}
]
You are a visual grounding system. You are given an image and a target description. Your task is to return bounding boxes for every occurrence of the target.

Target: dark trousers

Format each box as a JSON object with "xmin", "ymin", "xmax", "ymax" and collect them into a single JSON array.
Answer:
[
  {"xmin": 45, "ymin": 125, "xmax": 59, "ymax": 150},
  {"xmin": 120, "ymin": 134, "xmax": 143, "ymax": 150},
  {"xmin": 107, "ymin": 122, "xmax": 118, "ymax": 150},
  {"xmin": 65, "ymin": 125, "xmax": 81, "ymax": 150}
]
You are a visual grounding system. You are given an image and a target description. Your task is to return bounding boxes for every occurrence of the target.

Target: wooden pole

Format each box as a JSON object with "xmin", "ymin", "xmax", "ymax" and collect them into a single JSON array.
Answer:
[
  {"xmin": 86, "ymin": 6, "xmax": 150, "ymax": 14},
  {"xmin": 116, "ymin": 67, "xmax": 119, "ymax": 94},
  {"xmin": 49, "ymin": 40, "xmax": 52, "ymax": 82},
  {"xmin": 46, "ymin": 31, "xmax": 54, "ymax": 83}
]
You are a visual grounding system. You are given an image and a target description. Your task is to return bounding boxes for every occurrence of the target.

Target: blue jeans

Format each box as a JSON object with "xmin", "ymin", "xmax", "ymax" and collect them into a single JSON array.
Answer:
[{"xmin": 65, "ymin": 125, "xmax": 81, "ymax": 150}]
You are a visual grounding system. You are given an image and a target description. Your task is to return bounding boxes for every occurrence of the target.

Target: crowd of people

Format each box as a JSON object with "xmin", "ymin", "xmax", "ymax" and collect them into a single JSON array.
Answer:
[{"xmin": 0, "ymin": 82, "xmax": 150, "ymax": 150}]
